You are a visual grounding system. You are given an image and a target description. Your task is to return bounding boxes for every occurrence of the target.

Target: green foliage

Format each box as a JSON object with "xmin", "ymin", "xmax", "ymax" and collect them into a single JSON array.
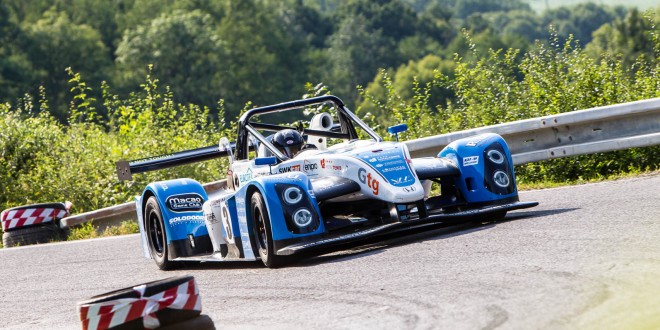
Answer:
[
  {"xmin": 360, "ymin": 25, "xmax": 660, "ymax": 183},
  {"xmin": 66, "ymin": 220, "xmax": 140, "ymax": 241},
  {"xmin": 585, "ymin": 9, "xmax": 660, "ymax": 67},
  {"xmin": 67, "ymin": 221, "xmax": 99, "ymax": 240},
  {"xmin": 0, "ymin": 70, "xmax": 231, "ymax": 213},
  {"xmin": 20, "ymin": 9, "xmax": 112, "ymax": 122},
  {"xmin": 540, "ymin": 3, "xmax": 625, "ymax": 45},
  {"xmin": 115, "ymin": 9, "xmax": 224, "ymax": 108}
]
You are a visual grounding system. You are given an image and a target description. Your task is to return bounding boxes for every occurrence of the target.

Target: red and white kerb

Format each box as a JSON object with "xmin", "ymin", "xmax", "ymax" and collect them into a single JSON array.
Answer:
[
  {"xmin": 1, "ymin": 202, "xmax": 72, "ymax": 231},
  {"xmin": 78, "ymin": 278, "xmax": 201, "ymax": 330}
]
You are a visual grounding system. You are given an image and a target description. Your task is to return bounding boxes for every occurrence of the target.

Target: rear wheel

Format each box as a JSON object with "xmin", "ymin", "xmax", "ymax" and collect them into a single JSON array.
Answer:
[
  {"xmin": 251, "ymin": 192, "xmax": 285, "ymax": 268},
  {"xmin": 145, "ymin": 196, "xmax": 176, "ymax": 270}
]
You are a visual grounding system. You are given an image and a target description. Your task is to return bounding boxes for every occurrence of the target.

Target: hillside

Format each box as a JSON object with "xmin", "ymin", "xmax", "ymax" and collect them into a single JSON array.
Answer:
[{"xmin": 527, "ymin": 0, "xmax": 658, "ymax": 12}]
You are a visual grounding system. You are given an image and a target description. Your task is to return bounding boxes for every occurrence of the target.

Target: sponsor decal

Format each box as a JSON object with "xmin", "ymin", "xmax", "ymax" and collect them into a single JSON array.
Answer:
[
  {"xmin": 382, "ymin": 160, "xmax": 405, "ymax": 167},
  {"xmin": 332, "ymin": 165, "xmax": 342, "ymax": 171},
  {"xmin": 403, "ymin": 186, "xmax": 417, "ymax": 193},
  {"xmin": 382, "ymin": 165, "xmax": 406, "ymax": 173},
  {"xmin": 169, "ymin": 215, "xmax": 205, "ymax": 225},
  {"xmin": 463, "ymin": 156, "xmax": 479, "ymax": 167},
  {"xmin": 363, "ymin": 154, "xmax": 402, "ymax": 162},
  {"xmin": 205, "ymin": 212, "xmax": 219, "ymax": 224},
  {"xmin": 278, "ymin": 164, "xmax": 301, "ymax": 173},
  {"xmin": 238, "ymin": 168, "xmax": 253, "ymax": 183},
  {"xmin": 166, "ymin": 193, "xmax": 204, "ymax": 212},
  {"xmin": 379, "ymin": 154, "xmax": 402, "ymax": 161},
  {"xmin": 320, "ymin": 159, "xmax": 335, "ymax": 169},
  {"xmin": 235, "ymin": 197, "xmax": 245, "ymax": 207},
  {"xmin": 159, "ymin": 182, "xmax": 168, "ymax": 191},
  {"xmin": 304, "ymin": 160, "xmax": 318, "ymax": 173},
  {"xmin": 358, "ymin": 168, "xmax": 380, "ymax": 195},
  {"xmin": 391, "ymin": 176, "xmax": 413, "ymax": 185}
]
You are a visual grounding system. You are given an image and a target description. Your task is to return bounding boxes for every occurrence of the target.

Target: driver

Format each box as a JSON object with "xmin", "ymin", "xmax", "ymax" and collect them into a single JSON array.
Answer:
[{"xmin": 272, "ymin": 129, "xmax": 305, "ymax": 158}]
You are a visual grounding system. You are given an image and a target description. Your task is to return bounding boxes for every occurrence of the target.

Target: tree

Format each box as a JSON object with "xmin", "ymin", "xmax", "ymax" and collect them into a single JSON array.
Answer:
[
  {"xmin": 21, "ymin": 9, "xmax": 111, "ymax": 121},
  {"xmin": 115, "ymin": 10, "xmax": 224, "ymax": 110},
  {"xmin": 489, "ymin": 10, "xmax": 545, "ymax": 43},
  {"xmin": 358, "ymin": 54, "xmax": 455, "ymax": 126},
  {"xmin": 585, "ymin": 8, "xmax": 659, "ymax": 66},
  {"xmin": 0, "ymin": 3, "xmax": 36, "ymax": 103},
  {"xmin": 324, "ymin": 14, "xmax": 394, "ymax": 101},
  {"xmin": 454, "ymin": 0, "xmax": 530, "ymax": 19},
  {"xmin": 541, "ymin": 3, "xmax": 626, "ymax": 46},
  {"xmin": 323, "ymin": 0, "xmax": 447, "ymax": 102}
]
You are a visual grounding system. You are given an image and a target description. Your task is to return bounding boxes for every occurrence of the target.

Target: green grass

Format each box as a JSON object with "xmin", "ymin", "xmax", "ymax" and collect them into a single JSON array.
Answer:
[
  {"xmin": 66, "ymin": 220, "xmax": 139, "ymax": 241},
  {"xmin": 517, "ymin": 169, "xmax": 660, "ymax": 190}
]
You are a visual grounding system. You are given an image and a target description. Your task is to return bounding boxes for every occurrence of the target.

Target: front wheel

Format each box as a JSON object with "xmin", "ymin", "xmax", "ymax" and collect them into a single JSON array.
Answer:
[
  {"xmin": 251, "ymin": 192, "xmax": 286, "ymax": 268},
  {"xmin": 145, "ymin": 197, "xmax": 176, "ymax": 270}
]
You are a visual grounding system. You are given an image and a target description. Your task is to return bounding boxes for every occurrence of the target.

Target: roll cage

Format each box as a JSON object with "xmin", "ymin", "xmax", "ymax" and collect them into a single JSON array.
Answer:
[{"xmin": 233, "ymin": 95, "xmax": 383, "ymax": 162}]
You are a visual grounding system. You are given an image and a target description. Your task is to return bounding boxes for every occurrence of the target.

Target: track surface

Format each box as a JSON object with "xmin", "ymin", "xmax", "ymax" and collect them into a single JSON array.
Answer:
[{"xmin": 1, "ymin": 174, "xmax": 659, "ymax": 329}]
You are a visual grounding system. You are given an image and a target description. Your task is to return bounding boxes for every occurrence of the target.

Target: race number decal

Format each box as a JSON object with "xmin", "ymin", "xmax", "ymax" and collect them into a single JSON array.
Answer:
[{"xmin": 221, "ymin": 205, "xmax": 234, "ymax": 244}]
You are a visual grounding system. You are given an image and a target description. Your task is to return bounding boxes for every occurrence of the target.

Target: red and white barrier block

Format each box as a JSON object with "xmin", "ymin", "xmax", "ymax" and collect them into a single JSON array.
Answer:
[
  {"xmin": 1, "ymin": 201, "xmax": 72, "ymax": 231},
  {"xmin": 78, "ymin": 276, "xmax": 214, "ymax": 330}
]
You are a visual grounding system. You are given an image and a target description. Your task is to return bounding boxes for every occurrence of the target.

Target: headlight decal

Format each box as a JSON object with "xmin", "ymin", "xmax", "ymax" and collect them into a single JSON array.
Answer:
[
  {"xmin": 274, "ymin": 184, "xmax": 320, "ymax": 234},
  {"xmin": 482, "ymin": 142, "xmax": 515, "ymax": 195}
]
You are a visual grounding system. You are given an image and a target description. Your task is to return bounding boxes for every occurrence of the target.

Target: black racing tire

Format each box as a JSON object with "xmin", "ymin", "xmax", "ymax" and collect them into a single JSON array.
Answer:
[
  {"xmin": 158, "ymin": 314, "xmax": 215, "ymax": 330},
  {"xmin": 78, "ymin": 276, "xmax": 208, "ymax": 330},
  {"xmin": 2, "ymin": 222, "xmax": 63, "ymax": 247},
  {"xmin": 144, "ymin": 196, "xmax": 176, "ymax": 270},
  {"xmin": 250, "ymin": 191, "xmax": 286, "ymax": 268}
]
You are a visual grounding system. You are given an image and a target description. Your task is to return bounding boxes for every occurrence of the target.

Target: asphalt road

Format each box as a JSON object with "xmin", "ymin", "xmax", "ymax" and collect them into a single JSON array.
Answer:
[{"xmin": 1, "ymin": 174, "xmax": 659, "ymax": 329}]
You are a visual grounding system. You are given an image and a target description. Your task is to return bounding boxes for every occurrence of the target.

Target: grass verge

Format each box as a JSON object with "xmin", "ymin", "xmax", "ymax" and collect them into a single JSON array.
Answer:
[{"xmin": 66, "ymin": 220, "xmax": 139, "ymax": 241}]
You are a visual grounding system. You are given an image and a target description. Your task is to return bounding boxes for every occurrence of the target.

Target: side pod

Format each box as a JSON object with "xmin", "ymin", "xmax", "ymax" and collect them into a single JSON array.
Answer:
[
  {"xmin": 439, "ymin": 133, "xmax": 519, "ymax": 206},
  {"xmin": 138, "ymin": 178, "xmax": 213, "ymax": 260}
]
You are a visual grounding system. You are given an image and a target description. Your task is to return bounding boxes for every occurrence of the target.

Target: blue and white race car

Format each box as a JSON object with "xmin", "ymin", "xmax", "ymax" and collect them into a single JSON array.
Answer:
[{"xmin": 116, "ymin": 95, "xmax": 537, "ymax": 269}]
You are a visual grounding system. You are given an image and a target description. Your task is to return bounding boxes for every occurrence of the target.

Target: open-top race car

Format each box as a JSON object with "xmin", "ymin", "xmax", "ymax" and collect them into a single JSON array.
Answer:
[{"xmin": 116, "ymin": 95, "xmax": 537, "ymax": 269}]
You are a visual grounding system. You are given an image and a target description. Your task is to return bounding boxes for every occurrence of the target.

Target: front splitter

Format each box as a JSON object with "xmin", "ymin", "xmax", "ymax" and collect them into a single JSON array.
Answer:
[{"xmin": 277, "ymin": 201, "xmax": 539, "ymax": 256}]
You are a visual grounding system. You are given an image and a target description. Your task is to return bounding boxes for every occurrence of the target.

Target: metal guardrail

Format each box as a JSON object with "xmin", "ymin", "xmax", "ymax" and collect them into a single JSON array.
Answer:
[
  {"xmin": 60, "ymin": 98, "xmax": 660, "ymax": 229},
  {"xmin": 406, "ymin": 97, "xmax": 660, "ymax": 164}
]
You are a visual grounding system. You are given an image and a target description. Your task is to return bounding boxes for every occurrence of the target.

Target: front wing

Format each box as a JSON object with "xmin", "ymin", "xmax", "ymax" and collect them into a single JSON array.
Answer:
[{"xmin": 276, "ymin": 201, "xmax": 538, "ymax": 255}]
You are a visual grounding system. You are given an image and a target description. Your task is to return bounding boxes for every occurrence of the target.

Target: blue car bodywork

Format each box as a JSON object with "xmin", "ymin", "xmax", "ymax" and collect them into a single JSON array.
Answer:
[{"xmin": 119, "ymin": 96, "xmax": 537, "ymax": 269}]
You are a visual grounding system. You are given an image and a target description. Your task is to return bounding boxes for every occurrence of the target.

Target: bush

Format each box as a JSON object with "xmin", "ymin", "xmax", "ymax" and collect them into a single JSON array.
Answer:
[
  {"xmin": 0, "ymin": 71, "xmax": 232, "ymax": 213},
  {"xmin": 359, "ymin": 27, "xmax": 660, "ymax": 183}
]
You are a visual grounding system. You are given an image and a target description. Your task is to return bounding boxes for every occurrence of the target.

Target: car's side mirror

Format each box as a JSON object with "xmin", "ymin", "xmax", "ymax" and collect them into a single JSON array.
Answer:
[
  {"xmin": 387, "ymin": 124, "xmax": 408, "ymax": 141},
  {"xmin": 255, "ymin": 157, "xmax": 278, "ymax": 166}
]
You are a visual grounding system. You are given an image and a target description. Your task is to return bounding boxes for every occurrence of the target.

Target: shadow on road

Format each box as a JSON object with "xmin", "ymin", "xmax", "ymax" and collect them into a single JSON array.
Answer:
[
  {"xmin": 171, "ymin": 208, "xmax": 579, "ymax": 270},
  {"xmin": 503, "ymin": 208, "xmax": 579, "ymax": 222},
  {"xmin": 293, "ymin": 207, "xmax": 580, "ymax": 267}
]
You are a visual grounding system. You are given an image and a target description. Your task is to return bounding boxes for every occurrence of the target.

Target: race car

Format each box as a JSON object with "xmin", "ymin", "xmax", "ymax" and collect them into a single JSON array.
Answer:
[{"xmin": 116, "ymin": 95, "xmax": 537, "ymax": 269}]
